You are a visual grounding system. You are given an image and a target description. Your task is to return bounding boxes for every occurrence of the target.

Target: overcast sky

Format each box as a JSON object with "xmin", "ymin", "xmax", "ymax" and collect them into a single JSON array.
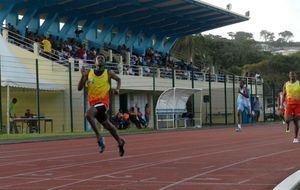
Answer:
[{"xmin": 202, "ymin": 0, "xmax": 300, "ymax": 42}]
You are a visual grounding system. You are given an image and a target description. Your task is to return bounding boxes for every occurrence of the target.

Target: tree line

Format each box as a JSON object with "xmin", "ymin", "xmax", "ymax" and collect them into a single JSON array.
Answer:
[{"xmin": 170, "ymin": 30, "xmax": 300, "ymax": 89}]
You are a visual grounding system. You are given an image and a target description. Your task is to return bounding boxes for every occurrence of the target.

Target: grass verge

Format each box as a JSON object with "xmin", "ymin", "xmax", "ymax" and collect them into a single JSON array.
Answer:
[{"xmin": 0, "ymin": 127, "xmax": 155, "ymax": 141}]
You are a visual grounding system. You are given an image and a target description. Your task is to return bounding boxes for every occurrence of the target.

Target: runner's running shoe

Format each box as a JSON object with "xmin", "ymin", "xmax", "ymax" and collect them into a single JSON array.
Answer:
[
  {"xmin": 98, "ymin": 137, "xmax": 106, "ymax": 153},
  {"xmin": 118, "ymin": 139, "xmax": 125, "ymax": 157}
]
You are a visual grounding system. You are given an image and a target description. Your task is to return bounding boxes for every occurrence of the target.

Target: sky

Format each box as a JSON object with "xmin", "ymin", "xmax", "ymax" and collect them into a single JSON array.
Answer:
[{"xmin": 202, "ymin": 0, "xmax": 300, "ymax": 42}]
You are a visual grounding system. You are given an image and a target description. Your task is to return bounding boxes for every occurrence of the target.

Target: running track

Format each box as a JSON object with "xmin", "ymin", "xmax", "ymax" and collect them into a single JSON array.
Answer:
[{"xmin": 0, "ymin": 124, "xmax": 299, "ymax": 190}]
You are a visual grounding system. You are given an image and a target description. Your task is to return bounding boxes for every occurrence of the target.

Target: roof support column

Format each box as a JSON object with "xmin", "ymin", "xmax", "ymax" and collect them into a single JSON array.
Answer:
[
  {"xmin": 39, "ymin": 12, "xmax": 58, "ymax": 36},
  {"xmin": 163, "ymin": 37, "xmax": 177, "ymax": 54},
  {"xmin": 60, "ymin": 17, "xmax": 78, "ymax": 38},
  {"xmin": 112, "ymin": 27, "xmax": 128, "ymax": 45},
  {"xmin": 17, "ymin": 8, "xmax": 38, "ymax": 35},
  {"xmin": 0, "ymin": 4, "xmax": 14, "ymax": 25},
  {"xmin": 81, "ymin": 20, "xmax": 97, "ymax": 40},
  {"xmin": 100, "ymin": 24, "xmax": 113, "ymax": 43}
]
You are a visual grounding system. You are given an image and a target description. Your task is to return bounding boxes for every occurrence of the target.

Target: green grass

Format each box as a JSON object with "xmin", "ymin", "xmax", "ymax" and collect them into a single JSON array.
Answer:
[{"xmin": 0, "ymin": 127, "xmax": 155, "ymax": 141}]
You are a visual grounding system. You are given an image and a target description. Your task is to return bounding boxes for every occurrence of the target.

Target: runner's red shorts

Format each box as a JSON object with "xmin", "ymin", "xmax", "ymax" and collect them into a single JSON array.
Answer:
[{"xmin": 285, "ymin": 104, "xmax": 300, "ymax": 118}]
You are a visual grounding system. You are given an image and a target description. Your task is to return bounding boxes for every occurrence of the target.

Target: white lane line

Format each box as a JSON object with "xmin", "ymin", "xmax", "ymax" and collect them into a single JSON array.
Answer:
[
  {"xmin": 103, "ymin": 175, "xmax": 132, "ymax": 179},
  {"xmin": 159, "ymin": 148, "xmax": 299, "ymax": 190},
  {"xmin": 284, "ymin": 166, "xmax": 295, "ymax": 171},
  {"xmin": 194, "ymin": 177, "xmax": 221, "ymax": 181},
  {"xmin": 238, "ymin": 179, "xmax": 251, "ymax": 184},
  {"xmin": 140, "ymin": 177, "xmax": 157, "ymax": 182}
]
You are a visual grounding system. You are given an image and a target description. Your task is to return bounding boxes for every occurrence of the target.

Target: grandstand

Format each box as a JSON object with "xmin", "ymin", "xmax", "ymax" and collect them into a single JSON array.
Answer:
[{"xmin": 0, "ymin": 0, "xmax": 258, "ymax": 133}]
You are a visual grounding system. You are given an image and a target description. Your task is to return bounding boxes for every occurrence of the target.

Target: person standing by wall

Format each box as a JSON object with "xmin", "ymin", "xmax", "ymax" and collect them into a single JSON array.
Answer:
[
  {"xmin": 9, "ymin": 98, "xmax": 18, "ymax": 134},
  {"xmin": 236, "ymin": 80, "xmax": 250, "ymax": 132},
  {"xmin": 137, "ymin": 107, "xmax": 147, "ymax": 127},
  {"xmin": 145, "ymin": 103, "xmax": 150, "ymax": 128},
  {"xmin": 253, "ymin": 96, "xmax": 260, "ymax": 122}
]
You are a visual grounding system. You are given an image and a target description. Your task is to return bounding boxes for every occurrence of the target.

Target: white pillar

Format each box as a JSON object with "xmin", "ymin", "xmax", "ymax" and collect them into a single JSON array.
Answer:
[
  {"xmin": 126, "ymin": 52, "xmax": 131, "ymax": 65},
  {"xmin": 2, "ymin": 28, "xmax": 8, "ymax": 40},
  {"xmin": 6, "ymin": 85, "xmax": 10, "ymax": 134},
  {"xmin": 33, "ymin": 42, "xmax": 39, "ymax": 57},
  {"xmin": 68, "ymin": 58, "xmax": 75, "ymax": 71},
  {"xmin": 109, "ymin": 50, "xmax": 113, "ymax": 62},
  {"xmin": 157, "ymin": 68, "xmax": 160, "ymax": 78},
  {"xmin": 118, "ymin": 64, "xmax": 123, "ymax": 75},
  {"xmin": 139, "ymin": 67, "xmax": 143, "ymax": 77},
  {"xmin": 119, "ymin": 55, "xmax": 123, "ymax": 64},
  {"xmin": 77, "ymin": 59, "xmax": 83, "ymax": 71}
]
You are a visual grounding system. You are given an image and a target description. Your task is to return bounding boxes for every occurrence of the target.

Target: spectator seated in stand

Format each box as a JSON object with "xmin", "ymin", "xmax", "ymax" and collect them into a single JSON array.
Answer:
[
  {"xmin": 137, "ymin": 107, "xmax": 147, "ymax": 127},
  {"xmin": 6, "ymin": 23, "xmax": 198, "ymax": 79},
  {"xmin": 123, "ymin": 110, "xmax": 130, "ymax": 128},
  {"xmin": 129, "ymin": 107, "xmax": 142, "ymax": 129},
  {"xmin": 111, "ymin": 109, "xmax": 129, "ymax": 130}
]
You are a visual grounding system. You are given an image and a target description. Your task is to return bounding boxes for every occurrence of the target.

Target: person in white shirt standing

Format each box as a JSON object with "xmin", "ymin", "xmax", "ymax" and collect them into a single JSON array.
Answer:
[{"xmin": 236, "ymin": 80, "xmax": 251, "ymax": 132}]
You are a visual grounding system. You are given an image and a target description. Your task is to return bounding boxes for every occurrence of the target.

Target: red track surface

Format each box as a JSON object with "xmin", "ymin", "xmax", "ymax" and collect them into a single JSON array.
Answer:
[{"xmin": 0, "ymin": 124, "xmax": 300, "ymax": 190}]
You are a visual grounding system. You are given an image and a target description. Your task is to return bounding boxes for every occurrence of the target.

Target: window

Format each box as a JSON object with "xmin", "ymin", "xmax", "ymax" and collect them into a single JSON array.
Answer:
[
  {"xmin": 39, "ymin": 18, "xmax": 45, "ymax": 26},
  {"xmin": 59, "ymin": 22, "xmax": 65, "ymax": 31},
  {"xmin": 2, "ymin": 19, "xmax": 6, "ymax": 27},
  {"xmin": 18, "ymin": 14, "xmax": 23, "ymax": 22}
]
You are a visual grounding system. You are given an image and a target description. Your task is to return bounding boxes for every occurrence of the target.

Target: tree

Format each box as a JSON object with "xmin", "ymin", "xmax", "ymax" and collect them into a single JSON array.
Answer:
[
  {"xmin": 278, "ymin": 30, "xmax": 294, "ymax": 42},
  {"xmin": 227, "ymin": 32, "xmax": 235, "ymax": 40},
  {"xmin": 244, "ymin": 52, "xmax": 300, "ymax": 88},
  {"xmin": 260, "ymin": 30, "xmax": 275, "ymax": 42},
  {"xmin": 260, "ymin": 30, "xmax": 269, "ymax": 42},
  {"xmin": 268, "ymin": 32, "xmax": 275, "ymax": 42},
  {"xmin": 234, "ymin": 31, "xmax": 254, "ymax": 41},
  {"xmin": 170, "ymin": 35, "xmax": 196, "ymax": 62}
]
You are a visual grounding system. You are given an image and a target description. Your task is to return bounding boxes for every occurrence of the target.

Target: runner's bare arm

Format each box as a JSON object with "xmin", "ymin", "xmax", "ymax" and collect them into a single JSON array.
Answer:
[
  {"xmin": 108, "ymin": 70, "xmax": 121, "ymax": 94},
  {"xmin": 78, "ymin": 67, "xmax": 89, "ymax": 91}
]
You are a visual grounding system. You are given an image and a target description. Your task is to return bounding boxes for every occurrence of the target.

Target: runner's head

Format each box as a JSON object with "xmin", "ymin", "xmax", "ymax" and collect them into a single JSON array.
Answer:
[
  {"xmin": 289, "ymin": 71, "xmax": 296, "ymax": 82},
  {"xmin": 95, "ymin": 54, "xmax": 106, "ymax": 71}
]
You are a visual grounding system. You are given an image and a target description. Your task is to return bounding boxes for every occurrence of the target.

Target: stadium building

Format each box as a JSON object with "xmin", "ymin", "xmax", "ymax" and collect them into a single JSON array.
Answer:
[{"xmin": 0, "ymin": 0, "xmax": 261, "ymax": 133}]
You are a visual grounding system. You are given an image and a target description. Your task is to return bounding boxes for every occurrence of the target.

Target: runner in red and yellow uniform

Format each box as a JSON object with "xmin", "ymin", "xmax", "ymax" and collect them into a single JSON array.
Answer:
[
  {"xmin": 282, "ymin": 71, "xmax": 300, "ymax": 143},
  {"xmin": 78, "ymin": 55, "xmax": 125, "ymax": 156}
]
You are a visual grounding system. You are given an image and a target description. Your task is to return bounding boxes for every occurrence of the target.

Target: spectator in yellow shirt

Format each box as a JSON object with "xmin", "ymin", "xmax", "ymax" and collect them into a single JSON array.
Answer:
[{"xmin": 42, "ymin": 38, "xmax": 52, "ymax": 53}]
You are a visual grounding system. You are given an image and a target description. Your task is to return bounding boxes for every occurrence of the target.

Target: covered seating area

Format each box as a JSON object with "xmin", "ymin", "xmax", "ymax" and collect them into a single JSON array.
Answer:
[
  {"xmin": 156, "ymin": 87, "xmax": 202, "ymax": 129},
  {"xmin": 0, "ymin": 0, "xmax": 249, "ymax": 55}
]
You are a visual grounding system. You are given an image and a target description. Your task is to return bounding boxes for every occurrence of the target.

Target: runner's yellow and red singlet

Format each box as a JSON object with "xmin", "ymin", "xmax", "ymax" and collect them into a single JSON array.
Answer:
[
  {"xmin": 285, "ymin": 81, "xmax": 300, "ymax": 104},
  {"xmin": 285, "ymin": 80, "xmax": 300, "ymax": 117},
  {"xmin": 87, "ymin": 69, "xmax": 110, "ymax": 108}
]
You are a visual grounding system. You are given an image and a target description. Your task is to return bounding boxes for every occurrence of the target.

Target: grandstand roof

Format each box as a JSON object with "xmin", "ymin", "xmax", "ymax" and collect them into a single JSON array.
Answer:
[{"xmin": 2, "ymin": 0, "xmax": 249, "ymax": 38}]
